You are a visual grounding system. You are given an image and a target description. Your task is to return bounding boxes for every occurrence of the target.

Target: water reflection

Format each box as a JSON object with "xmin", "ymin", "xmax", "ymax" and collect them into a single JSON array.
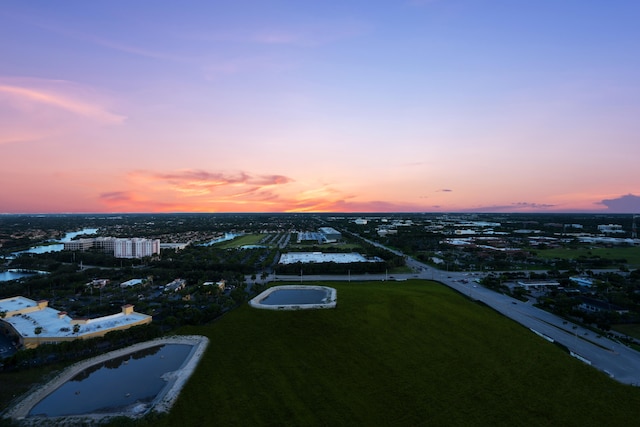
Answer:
[
  {"xmin": 0, "ymin": 270, "xmax": 47, "ymax": 282},
  {"xmin": 262, "ymin": 289, "xmax": 329, "ymax": 305},
  {"xmin": 29, "ymin": 344, "xmax": 192, "ymax": 418},
  {"xmin": 10, "ymin": 228, "xmax": 98, "ymax": 258},
  {"xmin": 201, "ymin": 233, "xmax": 238, "ymax": 246}
]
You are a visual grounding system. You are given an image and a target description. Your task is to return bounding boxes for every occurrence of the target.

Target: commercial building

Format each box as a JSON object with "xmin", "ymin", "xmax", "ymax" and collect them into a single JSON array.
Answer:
[
  {"xmin": 0, "ymin": 296, "xmax": 152, "ymax": 349},
  {"xmin": 597, "ymin": 224, "xmax": 625, "ymax": 234},
  {"xmin": 278, "ymin": 252, "xmax": 381, "ymax": 264},
  {"xmin": 318, "ymin": 227, "xmax": 342, "ymax": 243}
]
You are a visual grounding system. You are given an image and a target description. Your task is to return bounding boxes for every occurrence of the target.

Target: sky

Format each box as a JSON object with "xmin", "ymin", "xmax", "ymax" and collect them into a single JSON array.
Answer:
[{"xmin": 1, "ymin": 0, "xmax": 639, "ymax": 214}]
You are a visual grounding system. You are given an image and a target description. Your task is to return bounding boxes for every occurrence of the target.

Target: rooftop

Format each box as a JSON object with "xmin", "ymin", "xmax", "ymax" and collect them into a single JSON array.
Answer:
[
  {"xmin": 0, "ymin": 296, "xmax": 151, "ymax": 340},
  {"xmin": 279, "ymin": 252, "xmax": 377, "ymax": 264}
]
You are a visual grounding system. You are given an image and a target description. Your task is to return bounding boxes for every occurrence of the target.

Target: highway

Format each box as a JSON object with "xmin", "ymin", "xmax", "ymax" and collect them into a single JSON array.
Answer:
[{"xmin": 268, "ymin": 256, "xmax": 640, "ymax": 385}]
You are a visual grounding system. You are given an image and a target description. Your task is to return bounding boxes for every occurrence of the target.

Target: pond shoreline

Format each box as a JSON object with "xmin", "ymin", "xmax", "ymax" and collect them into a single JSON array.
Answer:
[{"xmin": 3, "ymin": 335, "xmax": 209, "ymax": 425}]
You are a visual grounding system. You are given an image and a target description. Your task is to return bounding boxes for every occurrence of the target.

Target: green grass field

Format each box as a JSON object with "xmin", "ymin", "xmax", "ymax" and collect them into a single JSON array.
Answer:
[
  {"xmin": 612, "ymin": 324, "xmax": 640, "ymax": 341},
  {"xmin": 216, "ymin": 234, "xmax": 267, "ymax": 249},
  {"xmin": 533, "ymin": 246, "xmax": 640, "ymax": 268},
  {"xmin": 110, "ymin": 280, "xmax": 640, "ymax": 426}
]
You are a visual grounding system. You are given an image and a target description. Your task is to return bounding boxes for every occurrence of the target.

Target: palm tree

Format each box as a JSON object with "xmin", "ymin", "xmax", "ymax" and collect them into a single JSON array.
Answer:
[{"xmin": 34, "ymin": 326, "xmax": 42, "ymax": 345}]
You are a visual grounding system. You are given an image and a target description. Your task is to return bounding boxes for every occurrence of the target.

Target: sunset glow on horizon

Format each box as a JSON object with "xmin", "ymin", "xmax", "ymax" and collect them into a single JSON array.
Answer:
[{"xmin": 2, "ymin": 1, "xmax": 640, "ymax": 214}]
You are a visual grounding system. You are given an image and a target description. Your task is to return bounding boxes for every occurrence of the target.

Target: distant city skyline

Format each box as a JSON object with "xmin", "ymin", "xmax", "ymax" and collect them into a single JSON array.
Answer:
[{"xmin": 1, "ymin": 1, "xmax": 639, "ymax": 214}]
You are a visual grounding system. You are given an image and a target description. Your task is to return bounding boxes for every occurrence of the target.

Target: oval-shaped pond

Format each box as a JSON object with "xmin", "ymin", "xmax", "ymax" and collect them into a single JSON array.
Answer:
[
  {"xmin": 28, "ymin": 344, "xmax": 192, "ymax": 418},
  {"xmin": 261, "ymin": 288, "xmax": 329, "ymax": 305},
  {"xmin": 249, "ymin": 285, "xmax": 337, "ymax": 310}
]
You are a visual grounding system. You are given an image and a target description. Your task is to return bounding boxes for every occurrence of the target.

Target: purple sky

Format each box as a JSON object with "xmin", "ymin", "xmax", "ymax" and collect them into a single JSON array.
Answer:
[{"xmin": 1, "ymin": 1, "xmax": 639, "ymax": 213}]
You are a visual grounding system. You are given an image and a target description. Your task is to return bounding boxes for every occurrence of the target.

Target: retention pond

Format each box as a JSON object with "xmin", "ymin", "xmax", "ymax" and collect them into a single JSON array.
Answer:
[
  {"xmin": 249, "ymin": 285, "xmax": 337, "ymax": 310},
  {"xmin": 5, "ymin": 335, "xmax": 208, "ymax": 424},
  {"xmin": 28, "ymin": 344, "xmax": 192, "ymax": 418}
]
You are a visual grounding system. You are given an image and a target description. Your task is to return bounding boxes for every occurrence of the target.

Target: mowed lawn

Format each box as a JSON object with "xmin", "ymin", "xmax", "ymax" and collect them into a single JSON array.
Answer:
[
  {"xmin": 216, "ymin": 233, "xmax": 267, "ymax": 249},
  {"xmin": 533, "ymin": 246, "xmax": 640, "ymax": 268},
  {"xmin": 140, "ymin": 281, "xmax": 640, "ymax": 426}
]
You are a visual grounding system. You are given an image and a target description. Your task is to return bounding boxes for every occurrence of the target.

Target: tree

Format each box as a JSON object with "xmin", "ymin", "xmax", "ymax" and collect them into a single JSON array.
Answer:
[{"xmin": 34, "ymin": 326, "xmax": 43, "ymax": 345}]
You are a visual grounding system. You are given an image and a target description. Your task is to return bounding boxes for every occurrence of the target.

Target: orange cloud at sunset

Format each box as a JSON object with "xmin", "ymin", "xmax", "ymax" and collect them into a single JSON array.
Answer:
[{"xmin": 90, "ymin": 169, "xmax": 429, "ymax": 213}]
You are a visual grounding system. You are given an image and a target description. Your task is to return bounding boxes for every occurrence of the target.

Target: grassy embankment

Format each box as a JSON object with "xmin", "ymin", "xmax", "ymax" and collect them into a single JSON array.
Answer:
[{"xmin": 107, "ymin": 280, "xmax": 640, "ymax": 426}]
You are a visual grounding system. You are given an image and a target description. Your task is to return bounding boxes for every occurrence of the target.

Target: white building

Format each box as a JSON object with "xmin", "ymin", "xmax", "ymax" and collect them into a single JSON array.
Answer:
[
  {"xmin": 64, "ymin": 237, "xmax": 160, "ymax": 258},
  {"xmin": 278, "ymin": 252, "xmax": 381, "ymax": 264},
  {"xmin": 318, "ymin": 227, "xmax": 342, "ymax": 243},
  {"xmin": 598, "ymin": 224, "xmax": 625, "ymax": 234},
  {"xmin": 120, "ymin": 278, "xmax": 144, "ymax": 288},
  {"xmin": 114, "ymin": 238, "xmax": 160, "ymax": 258},
  {"xmin": 164, "ymin": 279, "xmax": 186, "ymax": 293},
  {"xmin": 0, "ymin": 297, "xmax": 151, "ymax": 349}
]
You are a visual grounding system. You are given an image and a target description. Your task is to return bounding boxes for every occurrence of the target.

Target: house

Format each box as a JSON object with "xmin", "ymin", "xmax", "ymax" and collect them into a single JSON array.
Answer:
[
  {"xmin": 578, "ymin": 296, "xmax": 628, "ymax": 315},
  {"xmin": 164, "ymin": 278, "xmax": 186, "ymax": 293},
  {"xmin": 120, "ymin": 278, "xmax": 144, "ymax": 288},
  {"xmin": 87, "ymin": 279, "xmax": 109, "ymax": 289},
  {"xmin": 570, "ymin": 276, "xmax": 593, "ymax": 287}
]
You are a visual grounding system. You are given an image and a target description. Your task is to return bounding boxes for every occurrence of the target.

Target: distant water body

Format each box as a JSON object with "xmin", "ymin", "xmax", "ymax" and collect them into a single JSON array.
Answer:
[
  {"xmin": 10, "ymin": 228, "xmax": 98, "ymax": 257},
  {"xmin": 201, "ymin": 233, "xmax": 238, "ymax": 246},
  {"xmin": 1, "ymin": 229, "xmax": 99, "ymax": 282},
  {"xmin": 0, "ymin": 270, "xmax": 47, "ymax": 282}
]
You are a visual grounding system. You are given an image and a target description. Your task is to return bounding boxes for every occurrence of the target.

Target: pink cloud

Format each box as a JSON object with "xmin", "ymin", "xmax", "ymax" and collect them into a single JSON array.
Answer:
[
  {"xmin": 94, "ymin": 168, "xmax": 435, "ymax": 213},
  {"xmin": 462, "ymin": 202, "xmax": 557, "ymax": 213},
  {"xmin": 0, "ymin": 77, "xmax": 126, "ymax": 145},
  {"xmin": 132, "ymin": 170, "xmax": 294, "ymax": 194},
  {"xmin": 94, "ymin": 169, "xmax": 300, "ymax": 212},
  {"xmin": 0, "ymin": 81, "xmax": 125, "ymax": 124}
]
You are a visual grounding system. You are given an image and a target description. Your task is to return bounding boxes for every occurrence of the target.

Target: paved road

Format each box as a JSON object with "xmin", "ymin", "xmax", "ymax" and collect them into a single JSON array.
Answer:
[{"xmin": 265, "ymin": 262, "xmax": 640, "ymax": 385}]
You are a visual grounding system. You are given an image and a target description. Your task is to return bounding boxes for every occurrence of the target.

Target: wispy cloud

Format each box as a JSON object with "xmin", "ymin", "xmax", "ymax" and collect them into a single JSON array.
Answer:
[
  {"xmin": 463, "ymin": 202, "xmax": 557, "ymax": 213},
  {"xmin": 4, "ymin": 10, "xmax": 187, "ymax": 63},
  {"xmin": 89, "ymin": 37, "xmax": 189, "ymax": 62},
  {"xmin": 97, "ymin": 169, "xmax": 299, "ymax": 211},
  {"xmin": 185, "ymin": 19, "xmax": 371, "ymax": 47},
  {"xmin": 203, "ymin": 54, "xmax": 295, "ymax": 78},
  {"xmin": 98, "ymin": 168, "xmax": 429, "ymax": 213},
  {"xmin": 0, "ymin": 77, "xmax": 126, "ymax": 145},
  {"xmin": 0, "ymin": 83, "xmax": 125, "ymax": 124},
  {"xmin": 132, "ymin": 169, "xmax": 293, "ymax": 194}
]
